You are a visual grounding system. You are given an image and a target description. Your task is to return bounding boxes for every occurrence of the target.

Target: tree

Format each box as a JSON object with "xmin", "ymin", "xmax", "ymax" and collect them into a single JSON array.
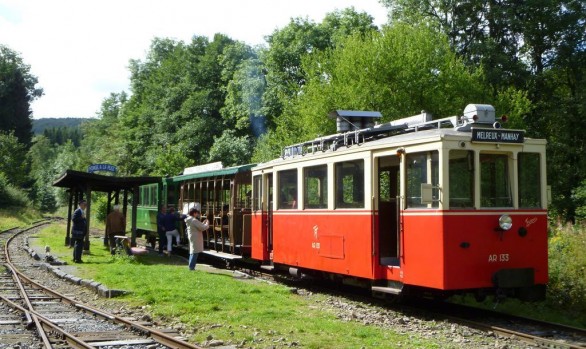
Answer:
[
  {"xmin": 261, "ymin": 8, "xmax": 380, "ymax": 128},
  {"xmin": 382, "ymin": 0, "xmax": 532, "ymax": 89},
  {"xmin": 78, "ymin": 92, "xmax": 127, "ymax": 173},
  {"xmin": 254, "ymin": 24, "xmax": 487, "ymax": 160},
  {"xmin": 95, "ymin": 34, "xmax": 258, "ymax": 176},
  {"xmin": 207, "ymin": 130, "xmax": 252, "ymax": 167},
  {"xmin": 27, "ymin": 135, "xmax": 58, "ymax": 212},
  {"xmin": 0, "ymin": 131, "xmax": 28, "ymax": 186},
  {"xmin": 0, "ymin": 45, "xmax": 43, "ymax": 146},
  {"xmin": 221, "ymin": 57, "xmax": 266, "ymax": 137}
]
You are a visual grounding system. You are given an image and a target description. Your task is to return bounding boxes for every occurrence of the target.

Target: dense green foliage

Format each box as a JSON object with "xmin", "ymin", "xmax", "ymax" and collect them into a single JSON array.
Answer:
[
  {"xmin": 0, "ymin": 45, "xmax": 42, "ymax": 146},
  {"xmin": 254, "ymin": 24, "xmax": 490, "ymax": 159},
  {"xmin": 42, "ymin": 126, "xmax": 83, "ymax": 146},
  {"xmin": 548, "ymin": 224, "xmax": 586, "ymax": 312}
]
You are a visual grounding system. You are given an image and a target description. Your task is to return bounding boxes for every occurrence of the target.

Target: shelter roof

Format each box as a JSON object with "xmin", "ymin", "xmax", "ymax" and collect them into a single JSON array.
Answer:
[{"xmin": 53, "ymin": 170, "xmax": 161, "ymax": 192}]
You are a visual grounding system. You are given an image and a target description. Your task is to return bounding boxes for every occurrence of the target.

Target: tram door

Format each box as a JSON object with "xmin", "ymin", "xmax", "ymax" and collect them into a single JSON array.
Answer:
[
  {"xmin": 377, "ymin": 156, "xmax": 401, "ymax": 266},
  {"xmin": 266, "ymin": 174, "xmax": 274, "ymax": 255}
]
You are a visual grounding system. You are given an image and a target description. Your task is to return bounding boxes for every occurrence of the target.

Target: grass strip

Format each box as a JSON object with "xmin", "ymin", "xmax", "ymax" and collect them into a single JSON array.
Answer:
[{"xmin": 0, "ymin": 208, "xmax": 43, "ymax": 231}]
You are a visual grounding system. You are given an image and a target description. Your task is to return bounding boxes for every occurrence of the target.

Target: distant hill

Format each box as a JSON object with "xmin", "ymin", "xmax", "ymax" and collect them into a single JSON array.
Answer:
[{"xmin": 32, "ymin": 118, "xmax": 90, "ymax": 134}]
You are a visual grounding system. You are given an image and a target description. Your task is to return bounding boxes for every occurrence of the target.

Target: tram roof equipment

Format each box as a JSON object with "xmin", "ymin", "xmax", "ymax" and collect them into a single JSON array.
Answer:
[{"xmin": 282, "ymin": 104, "xmax": 503, "ymax": 159}]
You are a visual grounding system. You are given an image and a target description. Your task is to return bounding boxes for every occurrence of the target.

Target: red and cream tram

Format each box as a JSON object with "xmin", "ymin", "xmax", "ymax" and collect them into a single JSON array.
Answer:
[{"xmin": 250, "ymin": 104, "xmax": 548, "ymax": 301}]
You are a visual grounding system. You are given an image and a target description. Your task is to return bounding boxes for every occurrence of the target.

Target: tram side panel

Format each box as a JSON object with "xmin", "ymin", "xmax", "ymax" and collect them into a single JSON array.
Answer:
[{"xmin": 271, "ymin": 212, "xmax": 375, "ymax": 279}]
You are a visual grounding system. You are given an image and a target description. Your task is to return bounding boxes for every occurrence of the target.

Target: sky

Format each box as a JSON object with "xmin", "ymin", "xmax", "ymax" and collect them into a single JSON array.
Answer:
[{"xmin": 0, "ymin": 0, "xmax": 389, "ymax": 119}]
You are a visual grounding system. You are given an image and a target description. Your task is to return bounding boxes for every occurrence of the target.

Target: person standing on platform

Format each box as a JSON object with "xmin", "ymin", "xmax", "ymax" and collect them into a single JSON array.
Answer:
[
  {"xmin": 105, "ymin": 204, "xmax": 126, "ymax": 255},
  {"xmin": 184, "ymin": 207, "xmax": 209, "ymax": 270},
  {"xmin": 156, "ymin": 205, "xmax": 167, "ymax": 256},
  {"xmin": 71, "ymin": 200, "xmax": 87, "ymax": 263}
]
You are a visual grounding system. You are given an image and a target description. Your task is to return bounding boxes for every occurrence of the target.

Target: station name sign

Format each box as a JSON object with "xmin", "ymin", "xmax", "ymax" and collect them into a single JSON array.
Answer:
[
  {"xmin": 471, "ymin": 129, "xmax": 524, "ymax": 144},
  {"xmin": 88, "ymin": 163, "xmax": 117, "ymax": 174}
]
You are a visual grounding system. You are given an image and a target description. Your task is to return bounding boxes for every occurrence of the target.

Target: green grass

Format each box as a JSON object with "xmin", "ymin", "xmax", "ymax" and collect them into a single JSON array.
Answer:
[
  {"xmin": 0, "ymin": 207, "xmax": 43, "ymax": 230},
  {"xmin": 35, "ymin": 223, "xmax": 448, "ymax": 348}
]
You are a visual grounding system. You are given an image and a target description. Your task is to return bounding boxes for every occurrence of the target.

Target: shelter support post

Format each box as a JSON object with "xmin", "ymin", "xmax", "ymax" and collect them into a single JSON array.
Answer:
[
  {"xmin": 65, "ymin": 189, "xmax": 73, "ymax": 246},
  {"xmin": 105, "ymin": 191, "xmax": 113, "ymax": 246},
  {"xmin": 131, "ymin": 186, "xmax": 138, "ymax": 247},
  {"xmin": 122, "ymin": 190, "xmax": 128, "ymax": 219},
  {"xmin": 84, "ymin": 187, "xmax": 91, "ymax": 252}
]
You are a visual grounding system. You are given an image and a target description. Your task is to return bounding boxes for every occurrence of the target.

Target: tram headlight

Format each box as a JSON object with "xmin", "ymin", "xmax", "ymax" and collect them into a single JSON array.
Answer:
[{"xmin": 498, "ymin": 214, "xmax": 513, "ymax": 231}]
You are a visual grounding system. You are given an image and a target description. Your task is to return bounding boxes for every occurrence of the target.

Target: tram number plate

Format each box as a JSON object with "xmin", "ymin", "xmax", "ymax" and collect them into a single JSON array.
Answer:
[{"xmin": 488, "ymin": 253, "xmax": 509, "ymax": 262}]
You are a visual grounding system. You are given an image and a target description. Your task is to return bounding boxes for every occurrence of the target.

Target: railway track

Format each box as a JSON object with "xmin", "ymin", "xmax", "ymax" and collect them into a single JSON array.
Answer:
[
  {"xmin": 0, "ymin": 222, "xmax": 204, "ymax": 349},
  {"xmin": 232, "ymin": 264, "xmax": 586, "ymax": 349},
  {"xmin": 433, "ymin": 300, "xmax": 586, "ymax": 349}
]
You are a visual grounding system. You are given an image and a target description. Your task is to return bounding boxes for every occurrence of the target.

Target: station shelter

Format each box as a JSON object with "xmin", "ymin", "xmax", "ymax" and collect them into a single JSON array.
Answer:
[{"xmin": 53, "ymin": 170, "xmax": 161, "ymax": 251}]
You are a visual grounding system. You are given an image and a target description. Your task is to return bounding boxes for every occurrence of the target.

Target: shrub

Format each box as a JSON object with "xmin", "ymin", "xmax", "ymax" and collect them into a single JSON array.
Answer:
[
  {"xmin": 547, "ymin": 224, "xmax": 586, "ymax": 311},
  {"xmin": 94, "ymin": 194, "xmax": 109, "ymax": 223},
  {"xmin": 572, "ymin": 180, "xmax": 586, "ymax": 223},
  {"xmin": 0, "ymin": 173, "xmax": 30, "ymax": 208},
  {"xmin": 36, "ymin": 185, "xmax": 57, "ymax": 213}
]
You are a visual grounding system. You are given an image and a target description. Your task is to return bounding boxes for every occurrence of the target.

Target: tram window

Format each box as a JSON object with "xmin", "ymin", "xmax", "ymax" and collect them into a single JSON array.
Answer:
[
  {"xmin": 304, "ymin": 165, "xmax": 328, "ymax": 209},
  {"xmin": 449, "ymin": 150, "xmax": 474, "ymax": 208},
  {"xmin": 406, "ymin": 151, "xmax": 439, "ymax": 208},
  {"xmin": 379, "ymin": 171, "xmax": 391, "ymax": 202},
  {"xmin": 149, "ymin": 185, "xmax": 157, "ymax": 206},
  {"xmin": 480, "ymin": 153, "xmax": 512, "ymax": 207},
  {"xmin": 335, "ymin": 160, "xmax": 364, "ymax": 208},
  {"xmin": 253, "ymin": 175, "xmax": 262, "ymax": 211},
  {"xmin": 518, "ymin": 153, "xmax": 541, "ymax": 208},
  {"xmin": 278, "ymin": 169, "xmax": 298, "ymax": 209}
]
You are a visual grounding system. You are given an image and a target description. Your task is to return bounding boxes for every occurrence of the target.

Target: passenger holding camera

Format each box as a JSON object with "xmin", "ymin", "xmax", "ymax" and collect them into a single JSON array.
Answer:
[{"xmin": 185, "ymin": 207, "xmax": 209, "ymax": 270}]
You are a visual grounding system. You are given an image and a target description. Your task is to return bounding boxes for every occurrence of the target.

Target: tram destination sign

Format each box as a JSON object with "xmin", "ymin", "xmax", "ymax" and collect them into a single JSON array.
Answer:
[{"xmin": 471, "ymin": 128, "xmax": 524, "ymax": 144}]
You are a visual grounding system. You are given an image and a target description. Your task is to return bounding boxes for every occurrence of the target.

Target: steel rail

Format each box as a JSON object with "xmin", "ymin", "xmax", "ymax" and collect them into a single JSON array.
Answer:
[
  {"xmin": 4, "ymin": 220, "xmax": 203, "ymax": 349},
  {"xmin": 2, "ymin": 222, "xmax": 61, "ymax": 348},
  {"xmin": 0, "ymin": 294, "xmax": 95, "ymax": 349},
  {"xmin": 403, "ymin": 299, "xmax": 586, "ymax": 349},
  {"xmin": 5, "ymin": 262, "xmax": 54, "ymax": 349},
  {"xmin": 455, "ymin": 317, "xmax": 586, "ymax": 349},
  {"xmin": 1, "ymin": 221, "xmax": 97, "ymax": 348}
]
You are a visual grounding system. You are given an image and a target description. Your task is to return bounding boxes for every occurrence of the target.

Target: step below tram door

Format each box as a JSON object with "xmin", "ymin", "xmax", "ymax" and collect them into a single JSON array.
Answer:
[{"xmin": 377, "ymin": 156, "xmax": 401, "ymax": 266}]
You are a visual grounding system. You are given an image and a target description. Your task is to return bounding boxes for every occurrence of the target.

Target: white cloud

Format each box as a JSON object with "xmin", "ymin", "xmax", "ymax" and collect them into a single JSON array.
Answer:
[{"xmin": 0, "ymin": 0, "xmax": 388, "ymax": 118}]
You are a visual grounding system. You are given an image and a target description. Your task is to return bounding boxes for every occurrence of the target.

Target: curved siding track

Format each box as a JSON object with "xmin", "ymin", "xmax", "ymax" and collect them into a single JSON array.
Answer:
[{"xmin": 0, "ymin": 222, "xmax": 203, "ymax": 349}]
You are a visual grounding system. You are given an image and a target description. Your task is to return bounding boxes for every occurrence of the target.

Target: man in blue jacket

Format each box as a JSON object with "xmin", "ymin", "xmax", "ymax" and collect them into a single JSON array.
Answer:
[{"xmin": 71, "ymin": 200, "xmax": 87, "ymax": 263}]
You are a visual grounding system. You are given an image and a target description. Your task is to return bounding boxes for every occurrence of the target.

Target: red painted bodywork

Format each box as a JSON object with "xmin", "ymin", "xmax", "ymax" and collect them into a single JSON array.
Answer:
[{"xmin": 251, "ymin": 209, "xmax": 548, "ymax": 291}]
